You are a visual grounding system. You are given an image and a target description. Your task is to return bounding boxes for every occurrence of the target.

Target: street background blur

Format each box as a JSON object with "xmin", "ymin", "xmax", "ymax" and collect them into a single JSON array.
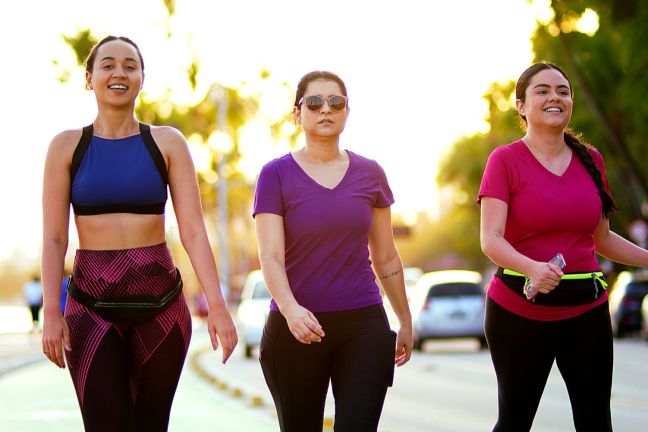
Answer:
[{"xmin": 1, "ymin": 0, "xmax": 648, "ymax": 430}]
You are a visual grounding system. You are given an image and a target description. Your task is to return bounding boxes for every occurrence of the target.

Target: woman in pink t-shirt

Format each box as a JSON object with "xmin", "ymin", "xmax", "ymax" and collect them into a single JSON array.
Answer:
[{"xmin": 479, "ymin": 62, "xmax": 648, "ymax": 431}]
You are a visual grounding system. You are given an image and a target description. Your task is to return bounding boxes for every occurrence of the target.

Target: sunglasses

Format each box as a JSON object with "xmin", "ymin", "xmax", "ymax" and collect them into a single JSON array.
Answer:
[{"xmin": 299, "ymin": 95, "xmax": 348, "ymax": 112}]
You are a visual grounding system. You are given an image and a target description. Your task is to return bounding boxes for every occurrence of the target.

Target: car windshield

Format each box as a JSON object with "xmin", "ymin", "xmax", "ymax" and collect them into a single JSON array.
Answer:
[
  {"xmin": 626, "ymin": 281, "xmax": 648, "ymax": 297},
  {"xmin": 427, "ymin": 282, "xmax": 482, "ymax": 300},
  {"xmin": 252, "ymin": 281, "xmax": 271, "ymax": 299}
]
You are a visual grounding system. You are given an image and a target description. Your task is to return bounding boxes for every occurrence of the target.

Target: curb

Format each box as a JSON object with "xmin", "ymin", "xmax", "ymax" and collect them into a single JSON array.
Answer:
[
  {"xmin": 0, "ymin": 353, "xmax": 44, "ymax": 377},
  {"xmin": 189, "ymin": 345, "xmax": 266, "ymax": 408},
  {"xmin": 188, "ymin": 345, "xmax": 335, "ymax": 430}
]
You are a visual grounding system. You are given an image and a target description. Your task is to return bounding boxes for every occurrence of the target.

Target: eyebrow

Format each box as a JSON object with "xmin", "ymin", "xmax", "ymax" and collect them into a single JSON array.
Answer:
[
  {"xmin": 532, "ymin": 83, "xmax": 570, "ymax": 90},
  {"xmin": 99, "ymin": 56, "xmax": 139, "ymax": 63}
]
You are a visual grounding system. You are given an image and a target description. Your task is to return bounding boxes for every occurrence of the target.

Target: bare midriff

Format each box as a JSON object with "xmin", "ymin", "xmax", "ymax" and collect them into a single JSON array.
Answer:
[{"xmin": 75, "ymin": 213, "xmax": 166, "ymax": 250}]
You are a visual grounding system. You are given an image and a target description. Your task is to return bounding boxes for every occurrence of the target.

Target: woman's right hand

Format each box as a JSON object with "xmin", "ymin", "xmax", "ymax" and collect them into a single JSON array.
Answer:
[
  {"xmin": 282, "ymin": 303, "xmax": 325, "ymax": 344},
  {"xmin": 42, "ymin": 312, "xmax": 71, "ymax": 368},
  {"xmin": 528, "ymin": 260, "xmax": 563, "ymax": 294}
]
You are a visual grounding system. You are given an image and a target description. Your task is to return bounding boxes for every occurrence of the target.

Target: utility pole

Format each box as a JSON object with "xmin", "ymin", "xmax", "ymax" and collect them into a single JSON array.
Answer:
[{"xmin": 212, "ymin": 85, "xmax": 230, "ymax": 303}]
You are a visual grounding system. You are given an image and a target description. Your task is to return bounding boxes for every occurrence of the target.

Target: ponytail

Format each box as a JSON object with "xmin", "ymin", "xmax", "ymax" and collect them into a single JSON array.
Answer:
[{"xmin": 564, "ymin": 130, "xmax": 617, "ymax": 219}]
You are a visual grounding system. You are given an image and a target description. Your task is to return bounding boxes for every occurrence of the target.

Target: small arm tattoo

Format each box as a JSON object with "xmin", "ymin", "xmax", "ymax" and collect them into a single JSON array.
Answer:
[{"xmin": 379, "ymin": 269, "xmax": 401, "ymax": 280}]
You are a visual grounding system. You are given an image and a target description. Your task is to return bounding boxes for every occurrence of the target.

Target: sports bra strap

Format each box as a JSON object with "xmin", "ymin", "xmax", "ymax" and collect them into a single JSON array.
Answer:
[
  {"xmin": 70, "ymin": 124, "xmax": 93, "ymax": 183},
  {"xmin": 139, "ymin": 123, "xmax": 168, "ymax": 185}
]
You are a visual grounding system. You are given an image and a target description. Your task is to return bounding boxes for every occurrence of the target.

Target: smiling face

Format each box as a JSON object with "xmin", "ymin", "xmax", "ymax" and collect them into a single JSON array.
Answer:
[
  {"xmin": 294, "ymin": 79, "xmax": 349, "ymax": 138},
  {"xmin": 86, "ymin": 39, "xmax": 144, "ymax": 109},
  {"xmin": 516, "ymin": 68, "xmax": 573, "ymax": 131}
]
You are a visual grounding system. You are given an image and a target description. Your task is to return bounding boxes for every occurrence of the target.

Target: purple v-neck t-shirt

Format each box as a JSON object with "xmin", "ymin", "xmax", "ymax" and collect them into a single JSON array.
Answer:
[{"xmin": 253, "ymin": 151, "xmax": 394, "ymax": 313}]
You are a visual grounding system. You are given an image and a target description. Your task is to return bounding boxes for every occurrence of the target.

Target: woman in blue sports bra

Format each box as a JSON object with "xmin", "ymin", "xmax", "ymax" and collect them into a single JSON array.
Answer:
[{"xmin": 41, "ymin": 35, "xmax": 238, "ymax": 431}]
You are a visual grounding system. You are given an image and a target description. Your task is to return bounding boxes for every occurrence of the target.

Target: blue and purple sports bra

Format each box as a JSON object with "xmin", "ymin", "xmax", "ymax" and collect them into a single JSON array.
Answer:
[{"xmin": 70, "ymin": 123, "xmax": 168, "ymax": 215}]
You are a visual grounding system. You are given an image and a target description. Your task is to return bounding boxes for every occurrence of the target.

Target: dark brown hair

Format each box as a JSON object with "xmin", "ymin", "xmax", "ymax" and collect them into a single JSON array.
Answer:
[
  {"xmin": 516, "ymin": 62, "xmax": 616, "ymax": 218},
  {"xmin": 294, "ymin": 71, "xmax": 348, "ymax": 108},
  {"xmin": 84, "ymin": 35, "xmax": 145, "ymax": 74}
]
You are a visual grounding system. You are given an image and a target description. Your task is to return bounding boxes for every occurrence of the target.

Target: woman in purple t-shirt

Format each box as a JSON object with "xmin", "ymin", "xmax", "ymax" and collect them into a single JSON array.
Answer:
[
  {"xmin": 253, "ymin": 70, "xmax": 413, "ymax": 431},
  {"xmin": 479, "ymin": 62, "xmax": 648, "ymax": 431}
]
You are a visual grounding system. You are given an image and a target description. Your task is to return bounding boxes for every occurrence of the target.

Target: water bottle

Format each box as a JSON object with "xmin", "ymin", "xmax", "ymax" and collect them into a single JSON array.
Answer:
[{"xmin": 524, "ymin": 253, "xmax": 566, "ymax": 301}]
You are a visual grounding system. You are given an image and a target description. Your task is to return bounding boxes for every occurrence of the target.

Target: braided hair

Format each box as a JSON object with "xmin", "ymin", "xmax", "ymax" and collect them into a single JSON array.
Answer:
[
  {"xmin": 563, "ymin": 129, "xmax": 617, "ymax": 218},
  {"xmin": 516, "ymin": 62, "xmax": 617, "ymax": 219}
]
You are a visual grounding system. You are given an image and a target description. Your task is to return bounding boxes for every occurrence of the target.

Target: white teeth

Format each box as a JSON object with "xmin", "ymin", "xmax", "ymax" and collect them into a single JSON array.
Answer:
[
  {"xmin": 544, "ymin": 107, "xmax": 561, "ymax": 112},
  {"xmin": 109, "ymin": 85, "xmax": 128, "ymax": 90}
]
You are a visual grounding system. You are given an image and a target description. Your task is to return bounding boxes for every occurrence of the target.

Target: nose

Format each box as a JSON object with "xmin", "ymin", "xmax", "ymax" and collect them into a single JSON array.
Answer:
[
  {"xmin": 320, "ymin": 99, "xmax": 332, "ymax": 113},
  {"xmin": 113, "ymin": 67, "xmax": 127, "ymax": 78}
]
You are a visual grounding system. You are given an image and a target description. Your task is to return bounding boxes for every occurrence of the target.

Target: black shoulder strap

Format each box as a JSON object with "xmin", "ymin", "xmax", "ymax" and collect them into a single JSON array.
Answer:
[
  {"xmin": 139, "ymin": 123, "xmax": 169, "ymax": 185},
  {"xmin": 70, "ymin": 124, "xmax": 94, "ymax": 182}
]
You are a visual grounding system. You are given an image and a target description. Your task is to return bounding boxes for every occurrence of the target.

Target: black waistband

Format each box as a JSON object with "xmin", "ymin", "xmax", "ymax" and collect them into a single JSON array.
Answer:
[{"xmin": 72, "ymin": 202, "xmax": 166, "ymax": 216}]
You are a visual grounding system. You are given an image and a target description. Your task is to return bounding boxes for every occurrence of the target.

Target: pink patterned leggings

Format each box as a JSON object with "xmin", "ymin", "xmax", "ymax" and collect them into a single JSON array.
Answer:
[{"xmin": 64, "ymin": 243, "xmax": 192, "ymax": 431}]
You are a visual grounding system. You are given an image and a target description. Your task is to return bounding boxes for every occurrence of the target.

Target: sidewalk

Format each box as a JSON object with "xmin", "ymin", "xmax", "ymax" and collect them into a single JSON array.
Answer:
[{"xmin": 0, "ymin": 315, "xmax": 277, "ymax": 431}]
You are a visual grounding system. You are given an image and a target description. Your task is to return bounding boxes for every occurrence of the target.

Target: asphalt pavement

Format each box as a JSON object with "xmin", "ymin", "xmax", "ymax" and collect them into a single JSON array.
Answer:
[{"xmin": 0, "ymin": 305, "xmax": 278, "ymax": 432}]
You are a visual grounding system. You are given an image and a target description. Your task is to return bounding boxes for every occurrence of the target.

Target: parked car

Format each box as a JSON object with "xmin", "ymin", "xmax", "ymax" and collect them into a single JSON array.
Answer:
[
  {"xmin": 403, "ymin": 267, "xmax": 423, "ymax": 289},
  {"xmin": 236, "ymin": 270, "xmax": 272, "ymax": 358},
  {"xmin": 608, "ymin": 271, "xmax": 648, "ymax": 338},
  {"xmin": 640, "ymin": 295, "xmax": 648, "ymax": 341},
  {"xmin": 409, "ymin": 270, "xmax": 487, "ymax": 350}
]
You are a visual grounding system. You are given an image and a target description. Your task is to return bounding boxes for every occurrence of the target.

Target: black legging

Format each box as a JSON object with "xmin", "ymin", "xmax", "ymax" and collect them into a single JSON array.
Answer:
[
  {"xmin": 485, "ymin": 298, "xmax": 613, "ymax": 432},
  {"xmin": 76, "ymin": 325, "xmax": 188, "ymax": 431},
  {"xmin": 259, "ymin": 304, "xmax": 396, "ymax": 432}
]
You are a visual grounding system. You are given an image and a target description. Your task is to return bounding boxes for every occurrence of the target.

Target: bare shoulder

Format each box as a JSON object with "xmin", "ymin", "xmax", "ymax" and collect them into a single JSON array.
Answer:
[
  {"xmin": 149, "ymin": 125, "xmax": 188, "ymax": 150},
  {"xmin": 47, "ymin": 128, "xmax": 84, "ymax": 161}
]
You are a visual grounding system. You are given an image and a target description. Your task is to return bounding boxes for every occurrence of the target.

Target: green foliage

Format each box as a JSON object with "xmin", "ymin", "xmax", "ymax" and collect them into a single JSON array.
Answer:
[
  {"xmin": 62, "ymin": 29, "xmax": 97, "ymax": 70},
  {"xmin": 430, "ymin": 81, "xmax": 521, "ymax": 270},
  {"xmin": 435, "ymin": 0, "xmax": 648, "ymax": 269}
]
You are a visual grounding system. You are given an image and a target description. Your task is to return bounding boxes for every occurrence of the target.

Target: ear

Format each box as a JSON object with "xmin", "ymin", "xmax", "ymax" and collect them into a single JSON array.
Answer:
[
  {"xmin": 515, "ymin": 99, "xmax": 525, "ymax": 116},
  {"xmin": 85, "ymin": 71, "xmax": 93, "ymax": 90},
  {"xmin": 292, "ymin": 106, "xmax": 301, "ymax": 124}
]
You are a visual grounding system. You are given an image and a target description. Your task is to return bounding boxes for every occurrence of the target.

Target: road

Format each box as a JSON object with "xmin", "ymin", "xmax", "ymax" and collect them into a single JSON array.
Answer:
[
  {"xmin": 0, "ymin": 306, "xmax": 276, "ymax": 432},
  {"xmin": 196, "ymin": 337, "xmax": 648, "ymax": 432},
  {"xmin": 2, "ymin": 304, "xmax": 648, "ymax": 431}
]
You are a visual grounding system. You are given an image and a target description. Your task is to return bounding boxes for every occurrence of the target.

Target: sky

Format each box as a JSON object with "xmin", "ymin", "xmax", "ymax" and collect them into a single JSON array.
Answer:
[{"xmin": 0, "ymin": 0, "xmax": 551, "ymax": 261}]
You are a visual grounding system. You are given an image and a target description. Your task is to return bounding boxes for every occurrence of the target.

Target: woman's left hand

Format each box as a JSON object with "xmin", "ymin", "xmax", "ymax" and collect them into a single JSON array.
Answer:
[
  {"xmin": 207, "ymin": 304, "xmax": 238, "ymax": 364},
  {"xmin": 395, "ymin": 325, "xmax": 413, "ymax": 367}
]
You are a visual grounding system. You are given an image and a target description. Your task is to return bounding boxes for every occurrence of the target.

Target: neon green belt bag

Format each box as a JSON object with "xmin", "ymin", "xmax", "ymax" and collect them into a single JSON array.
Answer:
[{"xmin": 495, "ymin": 267, "xmax": 607, "ymax": 306}]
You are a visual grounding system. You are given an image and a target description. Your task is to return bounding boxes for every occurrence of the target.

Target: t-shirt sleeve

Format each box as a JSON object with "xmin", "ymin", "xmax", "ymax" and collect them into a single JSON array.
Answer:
[
  {"xmin": 253, "ymin": 162, "xmax": 284, "ymax": 218},
  {"xmin": 588, "ymin": 147, "xmax": 612, "ymax": 196},
  {"xmin": 477, "ymin": 147, "xmax": 511, "ymax": 204},
  {"xmin": 374, "ymin": 161, "xmax": 395, "ymax": 208}
]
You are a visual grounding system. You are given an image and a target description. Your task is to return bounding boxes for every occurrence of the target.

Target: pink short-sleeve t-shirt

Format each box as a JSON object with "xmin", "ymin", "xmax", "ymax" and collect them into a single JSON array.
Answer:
[{"xmin": 478, "ymin": 140, "xmax": 611, "ymax": 321}]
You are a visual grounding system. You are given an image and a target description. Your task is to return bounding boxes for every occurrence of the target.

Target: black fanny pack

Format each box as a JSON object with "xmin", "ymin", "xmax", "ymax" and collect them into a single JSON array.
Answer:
[
  {"xmin": 67, "ymin": 269, "xmax": 183, "ymax": 322},
  {"xmin": 495, "ymin": 267, "xmax": 607, "ymax": 306}
]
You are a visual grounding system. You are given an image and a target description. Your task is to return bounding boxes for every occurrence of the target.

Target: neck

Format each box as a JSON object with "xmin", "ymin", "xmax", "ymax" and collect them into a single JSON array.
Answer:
[
  {"xmin": 302, "ymin": 138, "xmax": 342, "ymax": 163},
  {"xmin": 523, "ymin": 128, "xmax": 566, "ymax": 156},
  {"xmin": 93, "ymin": 107, "xmax": 139, "ymax": 138}
]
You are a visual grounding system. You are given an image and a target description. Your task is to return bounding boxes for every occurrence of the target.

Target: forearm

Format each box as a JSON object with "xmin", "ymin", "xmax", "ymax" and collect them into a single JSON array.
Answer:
[
  {"xmin": 373, "ymin": 251, "xmax": 411, "ymax": 327},
  {"xmin": 596, "ymin": 230, "xmax": 648, "ymax": 268},
  {"xmin": 481, "ymin": 233, "xmax": 537, "ymax": 275},
  {"xmin": 181, "ymin": 230, "xmax": 226, "ymax": 309},
  {"xmin": 258, "ymin": 253, "xmax": 298, "ymax": 314},
  {"xmin": 41, "ymin": 239, "xmax": 67, "ymax": 316}
]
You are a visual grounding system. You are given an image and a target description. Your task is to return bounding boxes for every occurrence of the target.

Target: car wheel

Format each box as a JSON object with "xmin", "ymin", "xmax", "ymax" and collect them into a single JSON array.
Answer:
[
  {"xmin": 478, "ymin": 336, "xmax": 488, "ymax": 350},
  {"xmin": 244, "ymin": 344, "xmax": 254, "ymax": 358},
  {"xmin": 413, "ymin": 338, "xmax": 424, "ymax": 352},
  {"xmin": 612, "ymin": 321, "xmax": 624, "ymax": 339}
]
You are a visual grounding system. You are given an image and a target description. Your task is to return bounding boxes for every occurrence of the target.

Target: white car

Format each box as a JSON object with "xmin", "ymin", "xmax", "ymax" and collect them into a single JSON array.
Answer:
[
  {"xmin": 409, "ymin": 270, "xmax": 487, "ymax": 350},
  {"xmin": 236, "ymin": 270, "xmax": 272, "ymax": 358}
]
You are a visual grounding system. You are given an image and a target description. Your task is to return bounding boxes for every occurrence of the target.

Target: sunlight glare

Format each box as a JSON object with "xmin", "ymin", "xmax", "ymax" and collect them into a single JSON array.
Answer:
[{"xmin": 576, "ymin": 9, "xmax": 599, "ymax": 36}]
